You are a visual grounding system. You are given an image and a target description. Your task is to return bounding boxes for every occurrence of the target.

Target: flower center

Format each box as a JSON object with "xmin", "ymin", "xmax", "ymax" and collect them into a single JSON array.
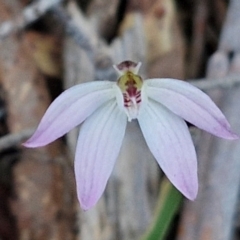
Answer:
[{"xmin": 117, "ymin": 71, "xmax": 143, "ymax": 121}]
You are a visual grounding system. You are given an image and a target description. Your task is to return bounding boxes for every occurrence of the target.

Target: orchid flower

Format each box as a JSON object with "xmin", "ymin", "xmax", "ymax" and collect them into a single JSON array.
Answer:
[{"xmin": 23, "ymin": 61, "xmax": 238, "ymax": 210}]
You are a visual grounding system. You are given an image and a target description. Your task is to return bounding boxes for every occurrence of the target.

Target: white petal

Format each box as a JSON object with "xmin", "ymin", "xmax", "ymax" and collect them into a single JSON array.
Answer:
[
  {"xmin": 24, "ymin": 81, "xmax": 115, "ymax": 147},
  {"xmin": 145, "ymin": 78, "xmax": 238, "ymax": 139},
  {"xmin": 75, "ymin": 100, "xmax": 127, "ymax": 210},
  {"xmin": 138, "ymin": 100, "xmax": 198, "ymax": 200}
]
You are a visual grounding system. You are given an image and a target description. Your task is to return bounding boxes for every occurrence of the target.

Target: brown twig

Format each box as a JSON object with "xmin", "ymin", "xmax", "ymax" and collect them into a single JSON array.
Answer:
[
  {"xmin": 0, "ymin": 128, "xmax": 34, "ymax": 151},
  {"xmin": 53, "ymin": 4, "xmax": 95, "ymax": 58},
  {"xmin": 188, "ymin": 0, "xmax": 208, "ymax": 78},
  {"xmin": 189, "ymin": 74, "xmax": 240, "ymax": 90},
  {"xmin": 0, "ymin": 0, "xmax": 63, "ymax": 39}
]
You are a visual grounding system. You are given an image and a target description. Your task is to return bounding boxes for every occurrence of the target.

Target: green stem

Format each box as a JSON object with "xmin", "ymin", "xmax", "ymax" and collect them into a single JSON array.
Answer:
[{"xmin": 142, "ymin": 178, "xmax": 183, "ymax": 240}]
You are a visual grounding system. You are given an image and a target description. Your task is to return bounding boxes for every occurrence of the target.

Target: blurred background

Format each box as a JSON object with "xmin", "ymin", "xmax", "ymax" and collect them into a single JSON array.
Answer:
[{"xmin": 0, "ymin": 0, "xmax": 240, "ymax": 239}]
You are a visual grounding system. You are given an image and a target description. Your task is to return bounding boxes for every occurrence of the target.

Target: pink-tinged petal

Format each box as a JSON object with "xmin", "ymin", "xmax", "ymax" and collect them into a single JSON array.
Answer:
[
  {"xmin": 23, "ymin": 81, "xmax": 115, "ymax": 147},
  {"xmin": 138, "ymin": 100, "xmax": 198, "ymax": 200},
  {"xmin": 145, "ymin": 78, "xmax": 238, "ymax": 139},
  {"xmin": 75, "ymin": 101, "xmax": 127, "ymax": 210}
]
